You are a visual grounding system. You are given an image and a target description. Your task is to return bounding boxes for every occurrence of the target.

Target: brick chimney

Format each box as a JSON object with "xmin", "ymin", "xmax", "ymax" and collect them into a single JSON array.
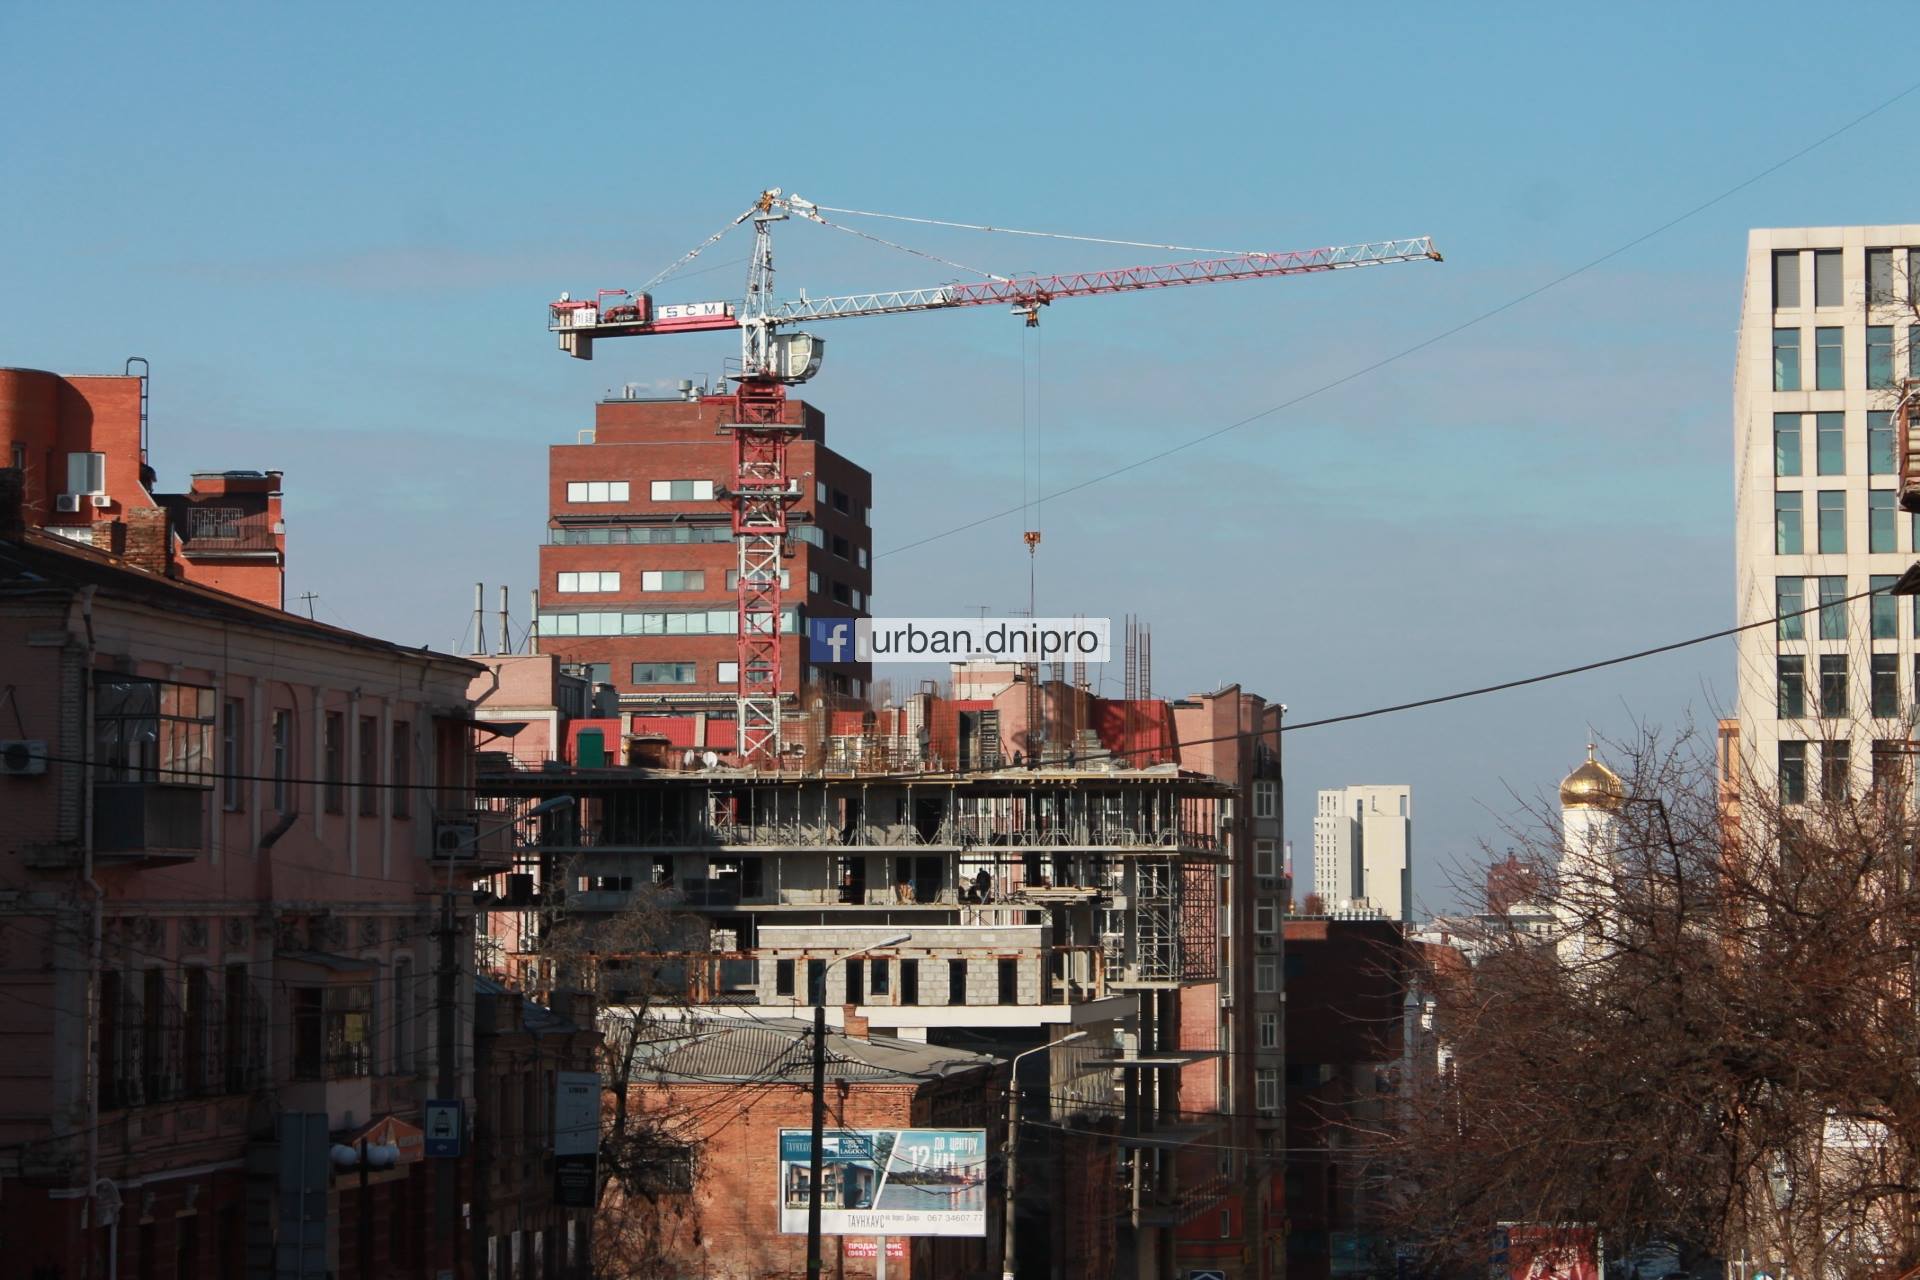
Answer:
[
  {"xmin": 842, "ymin": 1005, "xmax": 869, "ymax": 1039},
  {"xmin": 122, "ymin": 507, "xmax": 172, "ymax": 577}
]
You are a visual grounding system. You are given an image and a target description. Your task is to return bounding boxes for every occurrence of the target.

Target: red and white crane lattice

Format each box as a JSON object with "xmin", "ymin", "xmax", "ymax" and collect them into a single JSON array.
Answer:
[{"xmin": 548, "ymin": 189, "xmax": 1441, "ymax": 766}]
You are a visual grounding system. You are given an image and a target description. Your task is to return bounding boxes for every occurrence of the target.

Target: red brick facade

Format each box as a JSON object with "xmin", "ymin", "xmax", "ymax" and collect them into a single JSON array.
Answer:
[{"xmin": 538, "ymin": 393, "xmax": 872, "ymax": 724}]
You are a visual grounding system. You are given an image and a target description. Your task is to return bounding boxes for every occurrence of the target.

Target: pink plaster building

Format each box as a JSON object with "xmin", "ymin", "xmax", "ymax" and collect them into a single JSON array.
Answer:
[{"xmin": 0, "ymin": 470, "xmax": 498, "ymax": 1279}]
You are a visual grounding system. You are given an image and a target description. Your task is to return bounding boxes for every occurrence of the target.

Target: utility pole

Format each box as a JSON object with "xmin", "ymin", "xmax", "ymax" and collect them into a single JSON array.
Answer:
[
  {"xmin": 435, "ymin": 865, "xmax": 459, "ymax": 1270},
  {"xmin": 807, "ymin": 933, "xmax": 910, "ymax": 1278},
  {"xmin": 806, "ymin": 998, "xmax": 827, "ymax": 1280}
]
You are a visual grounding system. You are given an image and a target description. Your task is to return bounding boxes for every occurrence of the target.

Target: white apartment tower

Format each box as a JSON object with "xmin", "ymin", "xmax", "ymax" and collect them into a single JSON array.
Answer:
[
  {"xmin": 1311, "ymin": 783, "xmax": 1413, "ymax": 921},
  {"xmin": 1734, "ymin": 227, "xmax": 1920, "ymax": 803}
]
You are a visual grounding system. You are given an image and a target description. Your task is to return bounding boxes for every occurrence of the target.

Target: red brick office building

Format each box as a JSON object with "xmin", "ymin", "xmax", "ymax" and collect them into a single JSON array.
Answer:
[{"xmin": 536, "ymin": 389, "xmax": 874, "ymax": 750}]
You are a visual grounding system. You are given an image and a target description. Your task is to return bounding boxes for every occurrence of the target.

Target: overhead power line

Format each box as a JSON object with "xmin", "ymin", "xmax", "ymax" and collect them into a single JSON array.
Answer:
[{"xmin": 877, "ymin": 76, "xmax": 1920, "ymax": 561}]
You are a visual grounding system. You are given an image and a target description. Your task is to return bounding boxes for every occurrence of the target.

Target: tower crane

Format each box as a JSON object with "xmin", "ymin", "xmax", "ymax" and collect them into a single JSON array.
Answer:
[{"xmin": 548, "ymin": 189, "xmax": 1441, "ymax": 766}]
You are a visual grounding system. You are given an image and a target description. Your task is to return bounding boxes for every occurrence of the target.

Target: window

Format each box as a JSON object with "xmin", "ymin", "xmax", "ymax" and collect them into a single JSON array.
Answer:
[
  {"xmin": 832, "ymin": 489, "xmax": 850, "ymax": 514},
  {"xmin": 8, "ymin": 442, "xmax": 22, "ymax": 471},
  {"xmin": 393, "ymin": 957, "xmax": 414, "ymax": 1072},
  {"xmin": 1258, "ymin": 1011, "xmax": 1280, "ymax": 1049},
  {"xmin": 1773, "ymin": 249, "xmax": 1801, "ymax": 308},
  {"xmin": 775, "ymin": 959, "xmax": 795, "ymax": 997},
  {"xmin": 93, "ymin": 676, "xmax": 217, "ymax": 789},
  {"xmin": 870, "ymin": 958, "xmax": 890, "ymax": 996},
  {"xmin": 343, "ymin": 717, "xmax": 372, "ymax": 819},
  {"xmin": 1814, "ymin": 249, "xmax": 1842, "ymax": 306},
  {"xmin": 1815, "ymin": 328, "xmax": 1843, "ymax": 390},
  {"xmin": 1815, "ymin": 413, "xmax": 1845, "ymax": 474},
  {"xmin": 391, "ymin": 722, "xmax": 410, "ymax": 819},
  {"xmin": 1873, "ymin": 741, "xmax": 1907, "ymax": 799},
  {"xmin": 1778, "ymin": 577, "xmax": 1806, "ymax": 639},
  {"xmin": 717, "ymin": 662, "xmax": 739, "ymax": 684},
  {"xmin": 1779, "ymin": 741, "xmax": 1807, "ymax": 803},
  {"xmin": 1817, "ymin": 491, "xmax": 1846, "ymax": 554},
  {"xmin": 806, "ymin": 959, "xmax": 826, "ymax": 1005},
  {"xmin": 948, "ymin": 959, "xmax": 968, "ymax": 1005},
  {"xmin": 222, "ymin": 698, "xmax": 244, "ymax": 811},
  {"xmin": 1253, "ymin": 780, "xmax": 1277, "ymax": 819},
  {"xmin": 1913, "ymin": 324, "xmax": 1920, "ymax": 378},
  {"xmin": 67, "ymin": 451, "xmax": 106, "ymax": 495},
  {"xmin": 649, "ymin": 479, "xmax": 715, "ymax": 502},
  {"xmin": 1868, "ymin": 326, "xmax": 1895, "ymax": 389},
  {"xmin": 1870, "ymin": 411, "xmax": 1896, "ymax": 475},
  {"xmin": 223, "ymin": 964, "xmax": 252, "ymax": 1094},
  {"xmin": 1820, "ymin": 654, "xmax": 1849, "ymax": 718},
  {"xmin": 830, "ymin": 534, "xmax": 849, "ymax": 560},
  {"xmin": 1873, "ymin": 575, "xmax": 1899, "ymax": 639},
  {"xmin": 863, "ymin": 506, "xmax": 871, "ymax": 527},
  {"xmin": 998, "ymin": 958, "xmax": 1018, "ymax": 1005},
  {"xmin": 1868, "ymin": 248, "xmax": 1895, "ymax": 302},
  {"xmin": 564, "ymin": 481, "xmax": 630, "ymax": 503},
  {"xmin": 1256, "ymin": 1068, "xmax": 1280, "ymax": 1114},
  {"xmin": 549, "ymin": 523, "xmax": 733, "ymax": 546},
  {"xmin": 1818, "ymin": 577, "xmax": 1847, "ymax": 639},
  {"xmin": 725, "ymin": 569, "xmax": 789, "ymax": 590},
  {"xmin": 1255, "ymin": 901, "xmax": 1278, "ymax": 934},
  {"xmin": 1872, "ymin": 491, "xmax": 1897, "ymax": 553},
  {"xmin": 900, "ymin": 958, "xmax": 919, "ymax": 1005},
  {"xmin": 857, "ymin": 547, "xmax": 869, "ymax": 570},
  {"xmin": 831, "ymin": 581, "xmax": 851, "ymax": 605},
  {"xmin": 845, "ymin": 958, "xmax": 864, "ymax": 1005},
  {"xmin": 556, "ymin": 571, "xmax": 620, "ymax": 593},
  {"xmin": 1254, "ymin": 838, "xmax": 1278, "ymax": 877},
  {"xmin": 272, "ymin": 710, "xmax": 293, "ymax": 811},
  {"xmin": 183, "ymin": 966, "xmax": 208, "ymax": 1096},
  {"xmin": 1822, "ymin": 741, "xmax": 1851, "ymax": 801},
  {"xmin": 1773, "ymin": 329, "xmax": 1801, "ymax": 390},
  {"xmin": 641, "ymin": 570, "xmax": 704, "ymax": 592},
  {"xmin": 1773, "ymin": 413, "xmax": 1802, "ymax": 476},
  {"xmin": 323, "ymin": 712, "xmax": 345, "ymax": 813},
  {"xmin": 1873, "ymin": 652, "xmax": 1900, "ymax": 718},
  {"xmin": 293, "ymin": 985, "xmax": 371, "ymax": 1079},
  {"xmin": 816, "ymin": 481, "xmax": 828, "ymax": 503},
  {"xmin": 1255, "ymin": 955, "xmax": 1279, "ymax": 993},
  {"xmin": 808, "ymin": 571, "xmax": 820, "ymax": 594},
  {"xmin": 1775, "ymin": 492, "xmax": 1803, "ymax": 554},
  {"xmin": 631, "ymin": 662, "xmax": 697, "ymax": 685}
]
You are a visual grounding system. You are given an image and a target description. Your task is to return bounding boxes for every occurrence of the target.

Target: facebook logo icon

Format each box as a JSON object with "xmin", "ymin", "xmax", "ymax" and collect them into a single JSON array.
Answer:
[{"xmin": 807, "ymin": 617, "xmax": 856, "ymax": 663}]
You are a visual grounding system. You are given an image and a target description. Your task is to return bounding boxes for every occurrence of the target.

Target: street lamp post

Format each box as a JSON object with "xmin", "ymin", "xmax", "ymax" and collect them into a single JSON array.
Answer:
[
  {"xmin": 807, "ymin": 931, "xmax": 912, "ymax": 1280},
  {"xmin": 1001, "ymin": 1030, "xmax": 1087, "ymax": 1280}
]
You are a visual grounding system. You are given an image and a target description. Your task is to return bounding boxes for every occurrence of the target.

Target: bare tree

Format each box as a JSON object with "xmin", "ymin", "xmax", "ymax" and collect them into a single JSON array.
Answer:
[
  {"xmin": 538, "ymin": 882, "xmax": 713, "ymax": 1280},
  {"xmin": 1379, "ymin": 727, "xmax": 1920, "ymax": 1280}
]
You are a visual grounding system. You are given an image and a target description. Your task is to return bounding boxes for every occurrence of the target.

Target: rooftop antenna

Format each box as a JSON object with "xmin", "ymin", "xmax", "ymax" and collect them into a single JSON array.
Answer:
[{"xmin": 298, "ymin": 591, "xmax": 318, "ymax": 621}]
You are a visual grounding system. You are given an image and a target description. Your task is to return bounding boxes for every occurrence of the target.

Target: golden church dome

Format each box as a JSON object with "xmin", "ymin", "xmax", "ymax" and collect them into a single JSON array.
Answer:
[{"xmin": 1560, "ymin": 746, "xmax": 1626, "ymax": 810}]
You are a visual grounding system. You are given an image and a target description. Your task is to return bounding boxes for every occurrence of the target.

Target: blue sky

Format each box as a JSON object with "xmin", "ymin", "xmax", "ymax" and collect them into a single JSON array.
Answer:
[{"xmin": 6, "ymin": 2, "xmax": 1919, "ymax": 911}]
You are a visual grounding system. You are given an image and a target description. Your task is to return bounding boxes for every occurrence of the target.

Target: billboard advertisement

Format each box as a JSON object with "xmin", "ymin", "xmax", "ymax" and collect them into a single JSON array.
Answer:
[
  {"xmin": 553, "ymin": 1071, "xmax": 601, "ymax": 1209},
  {"xmin": 777, "ymin": 1128, "xmax": 988, "ymax": 1237}
]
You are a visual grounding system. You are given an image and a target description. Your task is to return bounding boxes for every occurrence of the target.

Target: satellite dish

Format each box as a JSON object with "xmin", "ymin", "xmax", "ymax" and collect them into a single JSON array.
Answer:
[
  {"xmin": 682, "ymin": 750, "xmax": 697, "ymax": 768},
  {"xmin": 702, "ymin": 750, "xmax": 720, "ymax": 769}
]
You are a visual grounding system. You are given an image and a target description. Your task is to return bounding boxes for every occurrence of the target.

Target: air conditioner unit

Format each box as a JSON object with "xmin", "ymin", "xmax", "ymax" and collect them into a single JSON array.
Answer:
[
  {"xmin": 0, "ymin": 740, "xmax": 48, "ymax": 777},
  {"xmin": 433, "ymin": 820, "xmax": 479, "ymax": 858},
  {"xmin": 55, "ymin": 494, "xmax": 83, "ymax": 513},
  {"xmin": 90, "ymin": 494, "xmax": 113, "ymax": 508}
]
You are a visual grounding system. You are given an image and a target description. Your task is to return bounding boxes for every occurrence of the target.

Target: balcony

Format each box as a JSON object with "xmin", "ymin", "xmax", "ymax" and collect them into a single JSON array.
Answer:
[
  {"xmin": 174, "ymin": 508, "xmax": 279, "ymax": 555},
  {"xmin": 94, "ymin": 783, "xmax": 205, "ymax": 862}
]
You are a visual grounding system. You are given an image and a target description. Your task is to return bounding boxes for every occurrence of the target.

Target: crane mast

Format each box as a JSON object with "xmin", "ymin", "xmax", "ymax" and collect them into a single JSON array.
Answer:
[{"xmin": 548, "ymin": 190, "xmax": 1440, "ymax": 765}]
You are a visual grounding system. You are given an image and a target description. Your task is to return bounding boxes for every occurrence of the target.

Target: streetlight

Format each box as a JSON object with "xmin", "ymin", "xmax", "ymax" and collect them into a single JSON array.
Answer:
[
  {"xmin": 331, "ymin": 1138, "xmax": 400, "ymax": 1280},
  {"xmin": 1001, "ymin": 1030, "xmax": 1087, "ymax": 1280},
  {"xmin": 807, "ymin": 931, "xmax": 912, "ymax": 1280}
]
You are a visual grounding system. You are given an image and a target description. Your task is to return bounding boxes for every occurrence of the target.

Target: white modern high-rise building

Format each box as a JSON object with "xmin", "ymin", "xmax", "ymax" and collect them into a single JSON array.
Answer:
[
  {"xmin": 1734, "ymin": 227, "xmax": 1920, "ymax": 803},
  {"xmin": 1311, "ymin": 784, "xmax": 1412, "ymax": 921}
]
